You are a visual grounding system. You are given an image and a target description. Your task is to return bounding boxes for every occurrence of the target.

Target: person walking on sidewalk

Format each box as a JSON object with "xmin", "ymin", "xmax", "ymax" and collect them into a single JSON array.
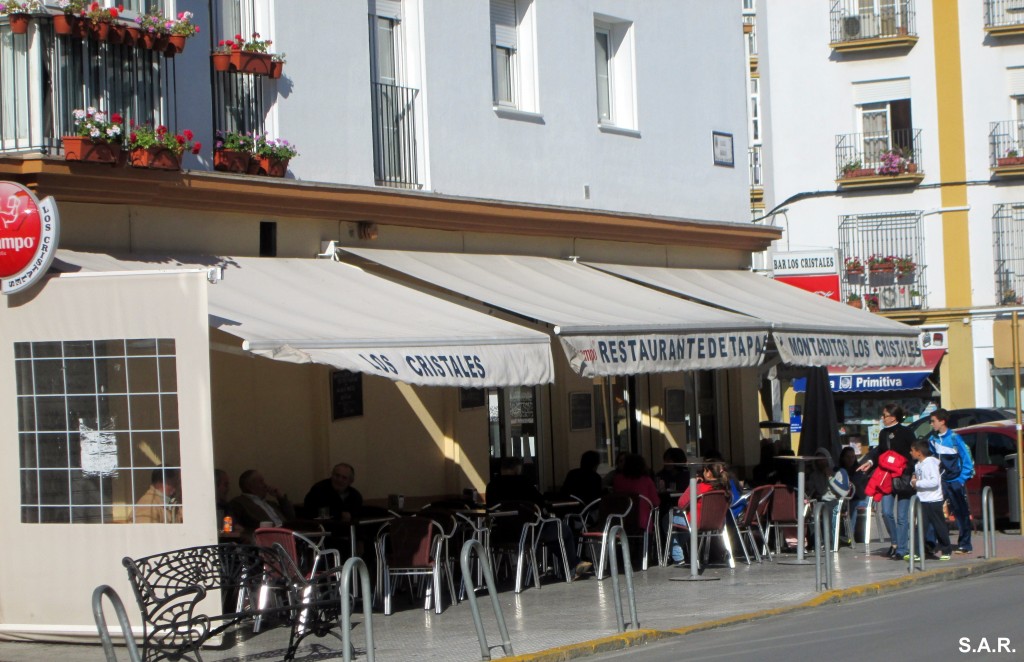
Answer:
[
  {"xmin": 856, "ymin": 404, "xmax": 916, "ymax": 559},
  {"xmin": 928, "ymin": 408, "xmax": 975, "ymax": 554},
  {"xmin": 909, "ymin": 439, "xmax": 952, "ymax": 561}
]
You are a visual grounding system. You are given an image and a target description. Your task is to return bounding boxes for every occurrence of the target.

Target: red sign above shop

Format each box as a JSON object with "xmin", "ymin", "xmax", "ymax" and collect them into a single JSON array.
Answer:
[
  {"xmin": 0, "ymin": 181, "xmax": 60, "ymax": 295},
  {"xmin": 774, "ymin": 273, "xmax": 841, "ymax": 302}
]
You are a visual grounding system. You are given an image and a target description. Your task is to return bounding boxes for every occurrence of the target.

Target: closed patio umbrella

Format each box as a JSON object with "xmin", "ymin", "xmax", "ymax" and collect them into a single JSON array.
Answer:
[{"xmin": 798, "ymin": 366, "xmax": 841, "ymax": 461}]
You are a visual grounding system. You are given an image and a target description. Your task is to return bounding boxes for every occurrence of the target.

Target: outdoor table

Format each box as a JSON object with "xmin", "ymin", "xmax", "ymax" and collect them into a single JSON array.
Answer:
[
  {"xmin": 776, "ymin": 456, "xmax": 818, "ymax": 565},
  {"xmin": 668, "ymin": 461, "xmax": 720, "ymax": 582}
]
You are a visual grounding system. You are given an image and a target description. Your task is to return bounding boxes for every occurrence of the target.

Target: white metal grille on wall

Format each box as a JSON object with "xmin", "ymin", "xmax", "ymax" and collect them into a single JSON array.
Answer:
[
  {"xmin": 838, "ymin": 211, "xmax": 925, "ymax": 310},
  {"xmin": 992, "ymin": 204, "xmax": 1024, "ymax": 304}
]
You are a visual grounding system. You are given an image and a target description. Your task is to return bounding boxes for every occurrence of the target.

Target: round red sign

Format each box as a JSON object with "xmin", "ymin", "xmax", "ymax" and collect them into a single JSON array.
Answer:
[{"xmin": 0, "ymin": 182, "xmax": 42, "ymax": 278}]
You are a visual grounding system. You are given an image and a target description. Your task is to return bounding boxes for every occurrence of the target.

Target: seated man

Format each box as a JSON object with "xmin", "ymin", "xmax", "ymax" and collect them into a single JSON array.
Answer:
[
  {"xmin": 560, "ymin": 450, "xmax": 602, "ymax": 505},
  {"xmin": 304, "ymin": 462, "xmax": 363, "ymax": 521},
  {"xmin": 487, "ymin": 457, "xmax": 592, "ymax": 580},
  {"xmin": 136, "ymin": 468, "xmax": 181, "ymax": 523},
  {"xmin": 230, "ymin": 469, "xmax": 295, "ymax": 530}
]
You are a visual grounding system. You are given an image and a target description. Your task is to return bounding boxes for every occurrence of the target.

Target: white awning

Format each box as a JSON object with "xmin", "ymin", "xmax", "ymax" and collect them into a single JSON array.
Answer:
[
  {"xmin": 586, "ymin": 263, "xmax": 923, "ymax": 368},
  {"xmin": 341, "ymin": 248, "xmax": 771, "ymax": 376},
  {"xmin": 54, "ymin": 251, "xmax": 554, "ymax": 387}
]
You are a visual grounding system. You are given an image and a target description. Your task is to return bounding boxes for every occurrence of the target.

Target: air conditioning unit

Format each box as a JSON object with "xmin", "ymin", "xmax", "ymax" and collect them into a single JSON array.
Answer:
[{"xmin": 842, "ymin": 15, "xmax": 862, "ymax": 39}]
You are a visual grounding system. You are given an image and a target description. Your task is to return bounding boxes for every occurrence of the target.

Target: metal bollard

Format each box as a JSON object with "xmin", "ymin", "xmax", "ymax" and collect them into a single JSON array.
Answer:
[
  {"xmin": 982, "ymin": 486, "xmax": 997, "ymax": 559},
  {"xmin": 460, "ymin": 539, "xmax": 513, "ymax": 661},
  {"xmin": 605, "ymin": 525, "xmax": 640, "ymax": 632},
  {"xmin": 907, "ymin": 495, "xmax": 925, "ymax": 573},
  {"xmin": 340, "ymin": 557, "xmax": 375, "ymax": 662},
  {"xmin": 812, "ymin": 502, "xmax": 833, "ymax": 591},
  {"xmin": 91, "ymin": 585, "xmax": 141, "ymax": 662}
]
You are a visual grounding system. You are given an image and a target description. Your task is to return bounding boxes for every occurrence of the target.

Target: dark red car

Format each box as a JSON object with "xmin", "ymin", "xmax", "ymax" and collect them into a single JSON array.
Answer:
[{"xmin": 951, "ymin": 419, "xmax": 1020, "ymax": 525}]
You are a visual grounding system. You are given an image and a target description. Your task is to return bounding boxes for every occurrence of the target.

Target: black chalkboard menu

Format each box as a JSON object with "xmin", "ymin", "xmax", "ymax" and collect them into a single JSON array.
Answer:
[{"xmin": 331, "ymin": 370, "xmax": 363, "ymax": 419}]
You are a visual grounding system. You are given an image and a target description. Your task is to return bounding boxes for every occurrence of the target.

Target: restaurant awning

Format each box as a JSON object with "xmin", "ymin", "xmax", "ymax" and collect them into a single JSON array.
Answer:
[
  {"xmin": 53, "ymin": 251, "xmax": 554, "ymax": 387},
  {"xmin": 793, "ymin": 348, "xmax": 945, "ymax": 393},
  {"xmin": 585, "ymin": 263, "xmax": 923, "ymax": 368},
  {"xmin": 340, "ymin": 248, "xmax": 771, "ymax": 376}
]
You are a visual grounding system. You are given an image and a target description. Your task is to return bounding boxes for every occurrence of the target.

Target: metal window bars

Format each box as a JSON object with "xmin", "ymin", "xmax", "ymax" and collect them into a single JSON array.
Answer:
[
  {"xmin": 749, "ymin": 144, "xmax": 763, "ymax": 189},
  {"xmin": 0, "ymin": 20, "xmax": 172, "ymax": 155},
  {"xmin": 992, "ymin": 203, "xmax": 1024, "ymax": 305},
  {"xmin": 985, "ymin": 0, "xmax": 1024, "ymax": 29},
  {"xmin": 989, "ymin": 120, "xmax": 1024, "ymax": 167},
  {"xmin": 371, "ymin": 81, "xmax": 421, "ymax": 189},
  {"xmin": 829, "ymin": 0, "xmax": 916, "ymax": 43},
  {"xmin": 839, "ymin": 211, "xmax": 925, "ymax": 311},
  {"xmin": 835, "ymin": 128, "xmax": 922, "ymax": 179}
]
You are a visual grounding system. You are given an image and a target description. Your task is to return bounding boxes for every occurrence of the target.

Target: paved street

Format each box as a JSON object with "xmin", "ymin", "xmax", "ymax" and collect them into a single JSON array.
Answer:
[{"xmin": 0, "ymin": 532, "xmax": 1022, "ymax": 661}]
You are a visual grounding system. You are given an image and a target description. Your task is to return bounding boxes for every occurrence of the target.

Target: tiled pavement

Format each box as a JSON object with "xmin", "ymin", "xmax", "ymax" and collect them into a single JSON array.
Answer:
[{"xmin": 2, "ymin": 532, "xmax": 1023, "ymax": 662}]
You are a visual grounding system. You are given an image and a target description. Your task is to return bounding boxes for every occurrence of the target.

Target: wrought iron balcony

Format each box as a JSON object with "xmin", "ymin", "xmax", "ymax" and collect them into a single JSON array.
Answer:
[
  {"xmin": 839, "ymin": 211, "xmax": 926, "ymax": 312},
  {"xmin": 829, "ymin": 0, "xmax": 918, "ymax": 53},
  {"xmin": 0, "ymin": 18, "xmax": 174, "ymax": 156},
  {"xmin": 985, "ymin": 0, "xmax": 1024, "ymax": 36},
  {"xmin": 989, "ymin": 120, "xmax": 1024, "ymax": 176},
  {"xmin": 749, "ymin": 145, "xmax": 764, "ymax": 207},
  {"xmin": 371, "ymin": 82, "xmax": 421, "ymax": 189},
  {"xmin": 835, "ymin": 129, "xmax": 924, "ymax": 188}
]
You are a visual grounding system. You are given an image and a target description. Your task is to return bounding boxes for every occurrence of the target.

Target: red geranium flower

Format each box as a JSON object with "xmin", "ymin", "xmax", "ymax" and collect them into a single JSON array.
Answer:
[
  {"xmin": 191, "ymin": 142, "xmax": 202, "ymax": 155},
  {"xmin": 109, "ymin": 8, "xmax": 118, "ymax": 18},
  {"xmin": 182, "ymin": 129, "xmax": 193, "ymax": 141},
  {"xmin": 111, "ymin": 113, "xmax": 123, "ymax": 124},
  {"xmin": 175, "ymin": 135, "xmax": 185, "ymax": 145}
]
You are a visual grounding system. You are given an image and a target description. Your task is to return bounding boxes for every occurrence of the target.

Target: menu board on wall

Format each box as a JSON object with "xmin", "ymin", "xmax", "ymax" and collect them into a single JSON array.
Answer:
[{"xmin": 331, "ymin": 370, "xmax": 363, "ymax": 420}]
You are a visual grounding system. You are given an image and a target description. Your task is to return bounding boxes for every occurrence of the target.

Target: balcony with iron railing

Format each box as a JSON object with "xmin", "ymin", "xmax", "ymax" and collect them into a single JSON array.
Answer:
[
  {"xmin": 835, "ymin": 128, "xmax": 924, "ymax": 188},
  {"xmin": 989, "ymin": 120, "xmax": 1024, "ymax": 177},
  {"xmin": 985, "ymin": 0, "xmax": 1024, "ymax": 36},
  {"xmin": 749, "ymin": 145, "xmax": 764, "ymax": 208},
  {"xmin": 0, "ymin": 16, "xmax": 174, "ymax": 156},
  {"xmin": 994, "ymin": 203, "xmax": 1024, "ymax": 306},
  {"xmin": 839, "ymin": 212, "xmax": 926, "ymax": 312},
  {"xmin": 829, "ymin": 0, "xmax": 917, "ymax": 53},
  {"xmin": 371, "ymin": 82, "xmax": 421, "ymax": 190}
]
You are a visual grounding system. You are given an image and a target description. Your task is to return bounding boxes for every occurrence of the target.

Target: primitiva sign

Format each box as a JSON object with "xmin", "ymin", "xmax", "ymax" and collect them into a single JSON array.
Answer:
[{"xmin": 0, "ymin": 181, "xmax": 60, "ymax": 295}]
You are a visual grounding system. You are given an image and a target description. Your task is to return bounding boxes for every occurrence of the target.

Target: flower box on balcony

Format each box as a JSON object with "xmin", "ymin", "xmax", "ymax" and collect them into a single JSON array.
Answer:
[
  {"xmin": 230, "ymin": 51, "xmax": 273, "ymax": 76},
  {"xmin": 52, "ymin": 13, "xmax": 75, "ymax": 35},
  {"xmin": 62, "ymin": 136, "xmax": 121, "ymax": 164},
  {"xmin": 997, "ymin": 156, "xmax": 1024, "ymax": 167},
  {"xmin": 213, "ymin": 149, "xmax": 251, "ymax": 173},
  {"xmin": 129, "ymin": 147, "xmax": 180, "ymax": 170},
  {"xmin": 9, "ymin": 13, "xmax": 31, "ymax": 34},
  {"xmin": 842, "ymin": 168, "xmax": 876, "ymax": 178},
  {"xmin": 257, "ymin": 155, "xmax": 289, "ymax": 177}
]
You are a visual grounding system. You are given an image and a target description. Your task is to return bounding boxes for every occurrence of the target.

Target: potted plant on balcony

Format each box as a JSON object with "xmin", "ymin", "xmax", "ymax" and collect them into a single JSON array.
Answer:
[
  {"xmin": 1001, "ymin": 288, "xmax": 1021, "ymax": 306},
  {"xmin": 997, "ymin": 148, "xmax": 1024, "ymax": 168},
  {"xmin": 867, "ymin": 254, "xmax": 897, "ymax": 285},
  {"xmin": 863, "ymin": 292, "xmax": 880, "ymax": 312},
  {"xmin": 63, "ymin": 107, "xmax": 123, "ymax": 164},
  {"xmin": 211, "ymin": 39, "xmax": 234, "ymax": 71},
  {"xmin": 166, "ymin": 10, "xmax": 199, "ymax": 55},
  {"xmin": 53, "ymin": 0, "xmax": 85, "ymax": 35},
  {"xmin": 846, "ymin": 292, "xmax": 863, "ymax": 309},
  {"xmin": 126, "ymin": 123, "xmax": 201, "ymax": 170},
  {"xmin": 254, "ymin": 134, "xmax": 297, "ymax": 177},
  {"xmin": 894, "ymin": 255, "xmax": 916, "ymax": 283},
  {"xmin": 844, "ymin": 256, "xmax": 865, "ymax": 279},
  {"xmin": 2, "ymin": 0, "xmax": 43, "ymax": 35},
  {"xmin": 213, "ymin": 130, "xmax": 254, "ymax": 173},
  {"xmin": 909, "ymin": 289, "xmax": 922, "ymax": 308},
  {"xmin": 135, "ymin": 10, "xmax": 166, "ymax": 50},
  {"xmin": 840, "ymin": 159, "xmax": 873, "ymax": 178},
  {"xmin": 83, "ymin": 1, "xmax": 119, "ymax": 41},
  {"xmin": 270, "ymin": 52, "xmax": 285, "ymax": 79},
  {"xmin": 230, "ymin": 32, "xmax": 274, "ymax": 76}
]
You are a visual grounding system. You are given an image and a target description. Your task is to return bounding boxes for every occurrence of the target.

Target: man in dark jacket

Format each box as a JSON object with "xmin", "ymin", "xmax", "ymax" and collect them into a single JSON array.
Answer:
[
  {"xmin": 303, "ymin": 462, "xmax": 363, "ymax": 521},
  {"xmin": 857, "ymin": 404, "xmax": 916, "ymax": 559}
]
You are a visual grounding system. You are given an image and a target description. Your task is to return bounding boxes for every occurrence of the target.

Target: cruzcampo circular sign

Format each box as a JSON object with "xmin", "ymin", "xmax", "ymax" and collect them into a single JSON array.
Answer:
[{"xmin": 0, "ymin": 181, "xmax": 60, "ymax": 295}]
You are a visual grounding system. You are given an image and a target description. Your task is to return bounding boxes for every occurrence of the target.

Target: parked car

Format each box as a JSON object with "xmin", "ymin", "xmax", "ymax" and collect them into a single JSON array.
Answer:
[
  {"xmin": 949, "ymin": 419, "xmax": 1019, "ymax": 525},
  {"xmin": 908, "ymin": 408, "xmax": 1015, "ymax": 441}
]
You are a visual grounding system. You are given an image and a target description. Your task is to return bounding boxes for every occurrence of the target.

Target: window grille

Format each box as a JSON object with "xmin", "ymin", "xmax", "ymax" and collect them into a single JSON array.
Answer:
[
  {"xmin": 838, "ymin": 211, "xmax": 925, "ymax": 310},
  {"xmin": 210, "ymin": 0, "xmax": 267, "ymax": 136},
  {"xmin": 993, "ymin": 204, "xmax": 1024, "ymax": 304},
  {"xmin": 986, "ymin": 0, "xmax": 1024, "ymax": 29}
]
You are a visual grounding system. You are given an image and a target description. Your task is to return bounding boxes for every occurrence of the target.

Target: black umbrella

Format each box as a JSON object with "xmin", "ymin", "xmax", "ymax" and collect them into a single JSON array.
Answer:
[{"xmin": 798, "ymin": 366, "xmax": 841, "ymax": 461}]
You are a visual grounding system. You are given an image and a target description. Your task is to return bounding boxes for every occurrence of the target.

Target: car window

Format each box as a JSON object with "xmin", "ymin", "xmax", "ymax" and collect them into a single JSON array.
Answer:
[
  {"xmin": 987, "ymin": 433, "xmax": 1015, "ymax": 467},
  {"xmin": 952, "ymin": 413, "xmax": 979, "ymax": 429},
  {"xmin": 959, "ymin": 433, "xmax": 978, "ymax": 459},
  {"xmin": 911, "ymin": 417, "xmax": 932, "ymax": 440}
]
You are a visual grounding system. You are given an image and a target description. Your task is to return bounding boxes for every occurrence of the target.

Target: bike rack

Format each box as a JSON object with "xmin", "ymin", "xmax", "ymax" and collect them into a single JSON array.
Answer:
[
  {"xmin": 605, "ymin": 525, "xmax": 639, "ymax": 632},
  {"xmin": 340, "ymin": 557, "xmax": 375, "ymax": 662},
  {"xmin": 981, "ymin": 485, "xmax": 997, "ymax": 559},
  {"xmin": 906, "ymin": 495, "xmax": 926, "ymax": 573},
  {"xmin": 811, "ymin": 501, "xmax": 833, "ymax": 591},
  {"xmin": 863, "ymin": 497, "xmax": 886, "ymax": 555},
  {"xmin": 91, "ymin": 585, "xmax": 141, "ymax": 662},
  {"xmin": 460, "ymin": 539, "xmax": 513, "ymax": 661}
]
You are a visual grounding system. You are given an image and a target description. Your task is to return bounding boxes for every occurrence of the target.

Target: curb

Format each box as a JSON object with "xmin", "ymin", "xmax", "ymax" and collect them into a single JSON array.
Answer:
[{"xmin": 505, "ymin": 557, "xmax": 1024, "ymax": 661}]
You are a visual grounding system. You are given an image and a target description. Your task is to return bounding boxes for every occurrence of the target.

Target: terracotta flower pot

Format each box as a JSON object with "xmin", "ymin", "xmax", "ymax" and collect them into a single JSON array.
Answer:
[
  {"xmin": 63, "ymin": 136, "xmax": 121, "ymax": 164},
  {"xmin": 168, "ymin": 34, "xmax": 186, "ymax": 54},
  {"xmin": 258, "ymin": 155, "xmax": 289, "ymax": 177},
  {"xmin": 847, "ymin": 299, "xmax": 863, "ymax": 309},
  {"xmin": 130, "ymin": 147, "xmax": 181, "ymax": 170},
  {"xmin": 89, "ymin": 20, "xmax": 110, "ymax": 41},
  {"xmin": 155, "ymin": 34, "xmax": 170, "ymax": 53},
  {"xmin": 9, "ymin": 13, "xmax": 30, "ymax": 35},
  {"xmin": 230, "ymin": 51, "xmax": 273, "ymax": 76},
  {"xmin": 124, "ymin": 26, "xmax": 141, "ymax": 46},
  {"xmin": 52, "ymin": 13, "xmax": 76, "ymax": 35},
  {"xmin": 108, "ymin": 24, "xmax": 127, "ymax": 45},
  {"xmin": 213, "ymin": 149, "xmax": 251, "ymax": 173},
  {"xmin": 211, "ymin": 52, "xmax": 230, "ymax": 72},
  {"xmin": 71, "ymin": 16, "xmax": 89, "ymax": 39},
  {"xmin": 140, "ymin": 31, "xmax": 157, "ymax": 49},
  {"xmin": 269, "ymin": 61, "xmax": 284, "ymax": 79},
  {"xmin": 905, "ymin": 162, "xmax": 918, "ymax": 174}
]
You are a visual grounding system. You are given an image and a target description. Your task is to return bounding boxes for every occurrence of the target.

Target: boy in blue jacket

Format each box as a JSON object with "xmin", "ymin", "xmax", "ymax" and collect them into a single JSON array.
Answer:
[{"xmin": 927, "ymin": 408, "xmax": 975, "ymax": 554}]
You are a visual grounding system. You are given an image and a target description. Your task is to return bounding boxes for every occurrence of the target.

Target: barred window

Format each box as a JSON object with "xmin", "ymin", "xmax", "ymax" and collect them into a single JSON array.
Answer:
[
  {"xmin": 16, "ymin": 339, "xmax": 182, "ymax": 524},
  {"xmin": 993, "ymin": 203, "xmax": 1024, "ymax": 304},
  {"xmin": 838, "ymin": 211, "xmax": 924, "ymax": 310}
]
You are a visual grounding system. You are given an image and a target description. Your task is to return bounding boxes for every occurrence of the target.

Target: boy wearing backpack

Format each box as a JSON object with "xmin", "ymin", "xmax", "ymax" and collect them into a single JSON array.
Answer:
[{"xmin": 928, "ymin": 408, "xmax": 975, "ymax": 554}]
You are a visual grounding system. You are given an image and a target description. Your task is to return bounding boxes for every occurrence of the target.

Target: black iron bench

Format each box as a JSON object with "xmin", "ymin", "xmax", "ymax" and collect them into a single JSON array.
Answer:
[{"xmin": 122, "ymin": 543, "xmax": 345, "ymax": 661}]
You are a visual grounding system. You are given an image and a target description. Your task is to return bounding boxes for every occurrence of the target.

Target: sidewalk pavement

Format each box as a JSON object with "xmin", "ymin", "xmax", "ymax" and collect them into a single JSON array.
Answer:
[{"xmin": 1, "ymin": 532, "xmax": 1022, "ymax": 662}]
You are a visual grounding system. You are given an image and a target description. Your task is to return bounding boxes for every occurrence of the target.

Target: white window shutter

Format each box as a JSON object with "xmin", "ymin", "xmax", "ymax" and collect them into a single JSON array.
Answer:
[
  {"xmin": 1008, "ymin": 67, "xmax": 1024, "ymax": 97},
  {"xmin": 372, "ymin": 0, "xmax": 402, "ymax": 20},
  {"xmin": 853, "ymin": 78, "xmax": 911, "ymax": 105},
  {"xmin": 491, "ymin": 0, "xmax": 517, "ymax": 49}
]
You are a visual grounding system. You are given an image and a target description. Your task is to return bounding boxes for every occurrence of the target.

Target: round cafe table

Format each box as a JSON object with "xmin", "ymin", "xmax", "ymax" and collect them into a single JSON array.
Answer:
[
  {"xmin": 667, "ymin": 461, "xmax": 720, "ymax": 582},
  {"xmin": 775, "ymin": 456, "xmax": 819, "ymax": 566}
]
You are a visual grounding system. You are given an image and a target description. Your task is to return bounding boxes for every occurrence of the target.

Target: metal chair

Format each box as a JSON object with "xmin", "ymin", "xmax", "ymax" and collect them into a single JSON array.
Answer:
[
  {"xmin": 833, "ymin": 495, "xmax": 854, "ymax": 549},
  {"xmin": 375, "ymin": 516, "xmax": 456, "ymax": 615},
  {"xmin": 764, "ymin": 483, "xmax": 799, "ymax": 555},
  {"xmin": 252, "ymin": 526, "xmax": 340, "ymax": 632},
  {"xmin": 487, "ymin": 501, "xmax": 565, "ymax": 593},
  {"xmin": 731, "ymin": 484, "xmax": 774, "ymax": 564},
  {"xmin": 661, "ymin": 490, "xmax": 734, "ymax": 569},
  {"xmin": 576, "ymin": 493, "xmax": 633, "ymax": 579}
]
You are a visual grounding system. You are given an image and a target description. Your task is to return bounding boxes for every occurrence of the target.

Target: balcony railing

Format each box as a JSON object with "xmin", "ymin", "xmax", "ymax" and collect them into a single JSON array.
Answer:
[
  {"xmin": 371, "ymin": 82, "xmax": 420, "ymax": 189},
  {"xmin": 993, "ymin": 204, "xmax": 1024, "ymax": 305},
  {"xmin": 0, "ymin": 19, "xmax": 172, "ymax": 155},
  {"xmin": 985, "ymin": 0, "xmax": 1024, "ymax": 34},
  {"xmin": 749, "ymin": 145, "xmax": 763, "ymax": 189},
  {"xmin": 829, "ymin": 0, "xmax": 917, "ymax": 51},
  {"xmin": 989, "ymin": 120, "xmax": 1024, "ymax": 174},
  {"xmin": 839, "ymin": 211, "xmax": 926, "ymax": 311},
  {"xmin": 835, "ymin": 128, "xmax": 923, "ymax": 186}
]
